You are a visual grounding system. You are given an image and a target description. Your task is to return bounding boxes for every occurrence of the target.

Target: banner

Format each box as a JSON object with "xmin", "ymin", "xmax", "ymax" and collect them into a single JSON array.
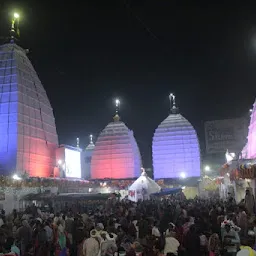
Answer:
[{"xmin": 205, "ymin": 118, "xmax": 247, "ymax": 154}]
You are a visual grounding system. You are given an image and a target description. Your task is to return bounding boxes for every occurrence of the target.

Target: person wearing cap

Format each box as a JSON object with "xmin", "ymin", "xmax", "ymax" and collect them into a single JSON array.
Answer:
[
  {"xmin": 99, "ymin": 231, "xmax": 117, "ymax": 256},
  {"xmin": 82, "ymin": 229, "xmax": 100, "ymax": 256}
]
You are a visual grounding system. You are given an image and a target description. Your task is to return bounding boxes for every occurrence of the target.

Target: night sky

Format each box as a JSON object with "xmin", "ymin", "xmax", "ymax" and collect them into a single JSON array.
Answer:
[{"xmin": 1, "ymin": 1, "xmax": 256, "ymax": 167}]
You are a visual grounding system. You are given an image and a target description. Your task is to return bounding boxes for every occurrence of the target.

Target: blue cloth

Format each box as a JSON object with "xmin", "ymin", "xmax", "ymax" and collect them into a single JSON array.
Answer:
[{"xmin": 59, "ymin": 247, "xmax": 67, "ymax": 256}]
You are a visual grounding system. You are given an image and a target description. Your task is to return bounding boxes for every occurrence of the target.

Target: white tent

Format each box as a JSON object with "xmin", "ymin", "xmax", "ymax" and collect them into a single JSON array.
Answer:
[{"xmin": 128, "ymin": 171, "xmax": 161, "ymax": 202}]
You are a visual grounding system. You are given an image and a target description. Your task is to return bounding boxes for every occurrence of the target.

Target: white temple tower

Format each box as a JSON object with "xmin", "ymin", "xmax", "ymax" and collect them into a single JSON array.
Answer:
[
  {"xmin": 84, "ymin": 134, "xmax": 95, "ymax": 179},
  {"xmin": 152, "ymin": 94, "xmax": 200, "ymax": 179},
  {"xmin": 91, "ymin": 100, "xmax": 141, "ymax": 179},
  {"xmin": 0, "ymin": 43, "xmax": 58, "ymax": 177}
]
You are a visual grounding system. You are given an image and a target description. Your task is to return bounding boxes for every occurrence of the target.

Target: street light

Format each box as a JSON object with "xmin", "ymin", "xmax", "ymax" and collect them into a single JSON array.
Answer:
[{"xmin": 204, "ymin": 165, "xmax": 211, "ymax": 172}]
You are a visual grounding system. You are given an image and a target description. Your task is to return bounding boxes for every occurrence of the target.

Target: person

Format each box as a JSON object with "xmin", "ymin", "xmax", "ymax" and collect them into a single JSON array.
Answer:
[
  {"xmin": 237, "ymin": 206, "xmax": 248, "ymax": 239},
  {"xmin": 237, "ymin": 238, "xmax": 256, "ymax": 256},
  {"xmin": 100, "ymin": 231, "xmax": 117, "ymax": 256},
  {"xmin": 4, "ymin": 237, "xmax": 20, "ymax": 256},
  {"xmin": 221, "ymin": 223, "xmax": 240, "ymax": 256},
  {"xmin": 152, "ymin": 221, "xmax": 161, "ymax": 238},
  {"xmin": 165, "ymin": 223, "xmax": 176, "ymax": 238},
  {"xmin": 245, "ymin": 189, "xmax": 255, "ymax": 216},
  {"xmin": 183, "ymin": 224, "xmax": 200, "ymax": 256},
  {"xmin": 208, "ymin": 233, "xmax": 220, "ymax": 256},
  {"xmin": 16, "ymin": 220, "xmax": 32, "ymax": 255},
  {"xmin": 82, "ymin": 229, "xmax": 100, "ymax": 256},
  {"xmin": 55, "ymin": 224, "xmax": 68, "ymax": 256},
  {"xmin": 164, "ymin": 233, "xmax": 180, "ymax": 256}
]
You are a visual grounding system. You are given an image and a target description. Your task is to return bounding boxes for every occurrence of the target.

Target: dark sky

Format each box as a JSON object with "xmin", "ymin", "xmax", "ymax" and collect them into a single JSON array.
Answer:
[{"xmin": 1, "ymin": 1, "xmax": 256, "ymax": 167}]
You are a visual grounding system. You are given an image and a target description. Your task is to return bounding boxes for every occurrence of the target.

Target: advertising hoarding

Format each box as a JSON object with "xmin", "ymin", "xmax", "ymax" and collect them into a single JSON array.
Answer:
[
  {"xmin": 64, "ymin": 148, "xmax": 81, "ymax": 178},
  {"xmin": 205, "ymin": 118, "xmax": 247, "ymax": 154}
]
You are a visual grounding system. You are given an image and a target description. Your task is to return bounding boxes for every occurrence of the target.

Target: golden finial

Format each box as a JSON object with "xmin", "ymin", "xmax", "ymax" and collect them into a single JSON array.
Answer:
[{"xmin": 113, "ymin": 114, "xmax": 120, "ymax": 122}]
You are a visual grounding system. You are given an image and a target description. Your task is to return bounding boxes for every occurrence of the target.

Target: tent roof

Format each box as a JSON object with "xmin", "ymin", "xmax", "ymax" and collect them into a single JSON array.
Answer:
[{"xmin": 129, "ymin": 171, "xmax": 161, "ymax": 194}]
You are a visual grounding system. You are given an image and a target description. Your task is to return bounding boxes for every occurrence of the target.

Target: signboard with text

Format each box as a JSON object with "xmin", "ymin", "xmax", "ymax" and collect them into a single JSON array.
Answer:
[{"xmin": 205, "ymin": 118, "xmax": 247, "ymax": 154}]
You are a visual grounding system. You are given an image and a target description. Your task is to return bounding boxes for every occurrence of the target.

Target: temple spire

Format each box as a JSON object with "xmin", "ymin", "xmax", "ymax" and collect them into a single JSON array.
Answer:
[
  {"xmin": 89, "ymin": 134, "xmax": 94, "ymax": 144},
  {"xmin": 10, "ymin": 12, "xmax": 20, "ymax": 43},
  {"xmin": 113, "ymin": 98, "xmax": 120, "ymax": 122},
  {"xmin": 169, "ymin": 93, "xmax": 179, "ymax": 114}
]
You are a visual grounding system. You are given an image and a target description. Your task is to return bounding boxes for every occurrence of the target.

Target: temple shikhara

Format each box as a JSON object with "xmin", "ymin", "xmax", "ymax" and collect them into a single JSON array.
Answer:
[
  {"xmin": 242, "ymin": 98, "xmax": 256, "ymax": 159},
  {"xmin": 90, "ymin": 100, "xmax": 142, "ymax": 179},
  {"xmin": 152, "ymin": 94, "xmax": 201, "ymax": 179},
  {"xmin": 0, "ymin": 43, "xmax": 58, "ymax": 177}
]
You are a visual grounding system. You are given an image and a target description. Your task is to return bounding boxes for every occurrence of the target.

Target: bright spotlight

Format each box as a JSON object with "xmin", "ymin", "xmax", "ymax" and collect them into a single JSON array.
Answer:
[
  {"xmin": 14, "ymin": 13, "xmax": 20, "ymax": 19},
  {"xmin": 115, "ymin": 99, "xmax": 120, "ymax": 106},
  {"xmin": 13, "ymin": 174, "xmax": 21, "ymax": 180},
  {"xmin": 57, "ymin": 160, "xmax": 62, "ymax": 165},
  {"xmin": 180, "ymin": 172, "xmax": 186, "ymax": 179},
  {"xmin": 204, "ymin": 166, "xmax": 210, "ymax": 172}
]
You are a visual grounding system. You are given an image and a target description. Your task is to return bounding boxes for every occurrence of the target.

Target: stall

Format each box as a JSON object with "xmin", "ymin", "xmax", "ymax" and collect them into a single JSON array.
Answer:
[{"xmin": 128, "ymin": 171, "xmax": 161, "ymax": 202}]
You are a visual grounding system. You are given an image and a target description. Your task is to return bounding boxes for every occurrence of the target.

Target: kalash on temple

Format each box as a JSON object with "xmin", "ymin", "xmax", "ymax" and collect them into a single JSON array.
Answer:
[
  {"xmin": 0, "ymin": 13, "xmax": 202, "ymax": 213},
  {"xmin": 218, "ymin": 98, "xmax": 256, "ymax": 203}
]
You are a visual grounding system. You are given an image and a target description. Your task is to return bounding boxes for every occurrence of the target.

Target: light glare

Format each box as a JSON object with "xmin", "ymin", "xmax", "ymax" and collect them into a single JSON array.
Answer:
[
  {"xmin": 204, "ymin": 165, "xmax": 210, "ymax": 171},
  {"xmin": 14, "ymin": 13, "xmax": 19, "ymax": 19},
  {"xmin": 13, "ymin": 174, "xmax": 21, "ymax": 180},
  {"xmin": 180, "ymin": 172, "xmax": 186, "ymax": 179}
]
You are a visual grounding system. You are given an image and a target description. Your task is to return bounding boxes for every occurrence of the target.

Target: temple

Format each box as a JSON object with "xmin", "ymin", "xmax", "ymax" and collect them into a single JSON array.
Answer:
[
  {"xmin": 90, "ymin": 100, "xmax": 141, "ymax": 179},
  {"xmin": 152, "ymin": 93, "xmax": 200, "ymax": 179},
  {"xmin": 0, "ymin": 43, "xmax": 58, "ymax": 177},
  {"xmin": 84, "ymin": 134, "xmax": 95, "ymax": 179},
  {"xmin": 242, "ymin": 99, "xmax": 256, "ymax": 159}
]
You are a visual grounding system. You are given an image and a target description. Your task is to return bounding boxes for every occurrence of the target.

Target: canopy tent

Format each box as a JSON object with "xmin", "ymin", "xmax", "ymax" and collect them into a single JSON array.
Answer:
[
  {"xmin": 151, "ymin": 187, "xmax": 182, "ymax": 196},
  {"xmin": 128, "ymin": 171, "xmax": 161, "ymax": 202}
]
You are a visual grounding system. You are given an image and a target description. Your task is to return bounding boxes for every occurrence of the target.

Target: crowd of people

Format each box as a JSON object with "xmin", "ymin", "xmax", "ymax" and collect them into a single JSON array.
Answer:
[{"xmin": 0, "ymin": 190, "xmax": 254, "ymax": 256}]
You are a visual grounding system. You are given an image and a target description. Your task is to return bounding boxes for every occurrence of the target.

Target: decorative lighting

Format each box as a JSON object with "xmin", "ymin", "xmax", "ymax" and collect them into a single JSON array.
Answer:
[
  {"xmin": 57, "ymin": 160, "xmax": 62, "ymax": 165},
  {"xmin": 250, "ymin": 109, "xmax": 253, "ymax": 113}
]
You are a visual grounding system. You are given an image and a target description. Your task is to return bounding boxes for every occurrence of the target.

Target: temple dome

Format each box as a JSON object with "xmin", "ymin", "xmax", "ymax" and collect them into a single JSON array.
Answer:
[
  {"xmin": 91, "ymin": 116, "xmax": 141, "ymax": 179},
  {"xmin": 0, "ymin": 43, "xmax": 58, "ymax": 177},
  {"xmin": 152, "ymin": 94, "xmax": 200, "ymax": 179}
]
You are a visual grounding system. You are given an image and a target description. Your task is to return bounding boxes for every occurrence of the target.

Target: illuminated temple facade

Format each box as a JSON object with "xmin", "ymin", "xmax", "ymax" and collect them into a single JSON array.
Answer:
[
  {"xmin": 242, "ymin": 99, "xmax": 256, "ymax": 159},
  {"xmin": 91, "ymin": 114, "xmax": 141, "ymax": 179},
  {"xmin": 152, "ymin": 94, "xmax": 200, "ymax": 179},
  {"xmin": 0, "ymin": 43, "xmax": 58, "ymax": 177}
]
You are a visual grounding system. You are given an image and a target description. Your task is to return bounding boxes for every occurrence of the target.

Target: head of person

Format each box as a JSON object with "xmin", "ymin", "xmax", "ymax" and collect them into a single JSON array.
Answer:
[{"xmin": 224, "ymin": 224, "xmax": 231, "ymax": 233}]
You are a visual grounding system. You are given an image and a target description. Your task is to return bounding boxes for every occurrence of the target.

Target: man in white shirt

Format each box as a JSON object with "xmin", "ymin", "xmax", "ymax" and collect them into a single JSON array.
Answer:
[{"xmin": 152, "ymin": 221, "xmax": 161, "ymax": 238}]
